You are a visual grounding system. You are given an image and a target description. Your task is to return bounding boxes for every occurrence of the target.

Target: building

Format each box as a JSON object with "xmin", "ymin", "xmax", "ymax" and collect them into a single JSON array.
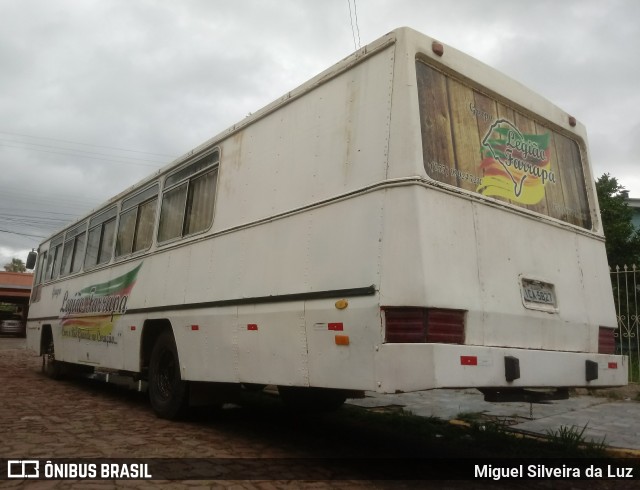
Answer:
[
  {"xmin": 629, "ymin": 198, "xmax": 640, "ymax": 231},
  {"xmin": 0, "ymin": 271, "xmax": 33, "ymax": 322}
]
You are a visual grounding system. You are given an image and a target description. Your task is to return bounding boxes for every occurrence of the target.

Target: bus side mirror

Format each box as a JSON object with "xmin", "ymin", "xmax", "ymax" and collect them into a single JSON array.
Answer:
[{"xmin": 26, "ymin": 250, "xmax": 37, "ymax": 270}]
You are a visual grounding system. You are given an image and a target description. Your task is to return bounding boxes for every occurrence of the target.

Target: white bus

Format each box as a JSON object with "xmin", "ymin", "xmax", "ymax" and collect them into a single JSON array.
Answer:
[{"xmin": 26, "ymin": 27, "xmax": 627, "ymax": 419}]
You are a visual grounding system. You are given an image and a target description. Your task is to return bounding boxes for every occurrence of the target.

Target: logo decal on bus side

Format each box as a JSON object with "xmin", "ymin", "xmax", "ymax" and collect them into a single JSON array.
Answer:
[
  {"xmin": 477, "ymin": 119, "xmax": 555, "ymax": 205},
  {"xmin": 58, "ymin": 263, "xmax": 143, "ymax": 344}
]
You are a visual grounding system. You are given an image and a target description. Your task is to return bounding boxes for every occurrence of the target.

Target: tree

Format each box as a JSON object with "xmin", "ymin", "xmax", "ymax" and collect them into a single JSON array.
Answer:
[
  {"xmin": 596, "ymin": 173, "xmax": 640, "ymax": 267},
  {"xmin": 3, "ymin": 258, "xmax": 26, "ymax": 273}
]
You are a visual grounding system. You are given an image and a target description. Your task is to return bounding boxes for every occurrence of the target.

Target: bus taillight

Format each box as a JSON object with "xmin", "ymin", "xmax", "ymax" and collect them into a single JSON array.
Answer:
[
  {"xmin": 598, "ymin": 327, "xmax": 616, "ymax": 354},
  {"xmin": 426, "ymin": 309, "xmax": 466, "ymax": 344},
  {"xmin": 384, "ymin": 308, "xmax": 427, "ymax": 343},
  {"xmin": 384, "ymin": 308, "xmax": 465, "ymax": 344}
]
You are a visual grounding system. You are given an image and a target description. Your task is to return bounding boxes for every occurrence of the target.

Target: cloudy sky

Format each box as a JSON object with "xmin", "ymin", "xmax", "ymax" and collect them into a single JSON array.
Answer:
[{"xmin": 1, "ymin": 0, "xmax": 639, "ymax": 267}]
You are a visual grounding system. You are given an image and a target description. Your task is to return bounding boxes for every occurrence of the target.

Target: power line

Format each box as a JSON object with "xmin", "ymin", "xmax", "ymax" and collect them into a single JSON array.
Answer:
[
  {"xmin": 0, "ymin": 208, "xmax": 80, "ymax": 219},
  {"xmin": 0, "ymin": 143, "xmax": 164, "ymax": 168},
  {"xmin": 0, "ymin": 217, "xmax": 69, "ymax": 229},
  {"xmin": 346, "ymin": 0, "xmax": 361, "ymax": 51},
  {"xmin": 0, "ymin": 217, "xmax": 67, "ymax": 227},
  {"xmin": 353, "ymin": 0, "xmax": 361, "ymax": 49},
  {"xmin": 0, "ymin": 228, "xmax": 46, "ymax": 239},
  {"xmin": 0, "ymin": 130, "xmax": 177, "ymax": 158},
  {"xmin": 0, "ymin": 139, "xmax": 168, "ymax": 164},
  {"xmin": 0, "ymin": 188, "xmax": 103, "ymax": 209}
]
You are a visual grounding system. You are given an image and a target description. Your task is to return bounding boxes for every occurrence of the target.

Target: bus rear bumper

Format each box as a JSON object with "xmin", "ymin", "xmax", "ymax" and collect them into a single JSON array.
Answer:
[{"xmin": 374, "ymin": 343, "xmax": 628, "ymax": 393}]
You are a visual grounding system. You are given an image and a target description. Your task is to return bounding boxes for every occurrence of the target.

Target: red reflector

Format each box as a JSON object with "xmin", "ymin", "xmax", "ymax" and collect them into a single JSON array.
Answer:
[
  {"xmin": 247, "ymin": 324, "xmax": 258, "ymax": 331},
  {"xmin": 608, "ymin": 362, "xmax": 618, "ymax": 369},
  {"xmin": 598, "ymin": 327, "xmax": 616, "ymax": 354},
  {"xmin": 460, "ymin": 356, "xmax": 477, "ymax": 366},
  {"xmin": 191, "ymin": 325, "xmax": 199, "ymax": 331},
  {"xmin": 130, "ymin": 326, "xmax": 136, "ymax": 331},
  {"xmin": 328, "ymin": 322, "xmax": 343, "ymax": 331},
  {"xmin": 426, "ymin": 309, "xmax": 465, "ymax": 344}
]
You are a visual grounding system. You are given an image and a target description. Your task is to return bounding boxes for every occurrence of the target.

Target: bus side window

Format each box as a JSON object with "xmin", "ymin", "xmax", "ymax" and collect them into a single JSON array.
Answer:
[
  {"xmin": 115, "ymin": 184, "xmax": 159, "ymax": 257},
  {"xmin": 45, "ymin": 236, "xmax": 63, "ymax": 281},
  {"xmin": 85, "ymin": 207, "xmax": 117, "ymax": 268},
  {"xmin": 158, "ymin": 150, "xmax": 219, "ymax": 243},
  {"xmin": 31, "ymin": 250, "xmax": 46, "ymax": 302},
  {"xmin": 134, "ymin": 198, "xmax": 157, "ymax": 252},
  {"xmin": 60, "ymin": 221, "xmax": 88, "ymax": 276},
  {"xmin": 35, "ymin": 250, "xmax": 47, "ymax": 285}
]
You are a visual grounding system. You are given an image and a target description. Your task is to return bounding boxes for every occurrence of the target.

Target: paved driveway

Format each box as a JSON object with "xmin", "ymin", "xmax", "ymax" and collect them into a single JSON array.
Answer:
[{"xmin": 348, "ymin": 386, "xmax": 640, "ymax": 453}]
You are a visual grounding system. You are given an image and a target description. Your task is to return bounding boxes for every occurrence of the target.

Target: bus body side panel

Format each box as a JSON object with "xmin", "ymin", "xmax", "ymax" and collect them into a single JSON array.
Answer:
[
  {"xmin": 160, "ymin": 190, "xmax": 385, "ymax": 386},
  {"xmin": 130, "ymin": 47, "xmax": 393, "ymax": 383},
  {"xmin": 304, "ymin": 295, "xmax": 381, "ymax": 391},
  {"xmin": 27, "ymin": 262, "xmax": 136, "ymax": 368},
  {"xmin": 211, "ymin": 46, "xmax": 395, "ymax": 232}
]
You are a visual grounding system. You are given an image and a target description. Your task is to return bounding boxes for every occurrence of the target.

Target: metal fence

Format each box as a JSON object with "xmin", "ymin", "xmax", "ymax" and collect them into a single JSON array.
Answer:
[{"xmin": 611, "ymin": 264, "xmax": 640, "ymax": 382}]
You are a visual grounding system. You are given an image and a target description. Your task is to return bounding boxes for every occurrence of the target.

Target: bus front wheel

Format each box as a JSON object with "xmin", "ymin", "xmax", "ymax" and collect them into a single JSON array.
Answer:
[
  {"xmin": 42, "ymin": 338, "xmax": 63, "ymax": 379},
  {"xmin": 148, "ymin": 331, "xmax": 188, "ymax": 419}
]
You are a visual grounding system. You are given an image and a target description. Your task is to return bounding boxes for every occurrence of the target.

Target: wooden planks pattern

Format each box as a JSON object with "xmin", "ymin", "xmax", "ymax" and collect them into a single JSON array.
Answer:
[{"xmin": 416, "ymin": 61, "xmax": 591, "ymax": 229}]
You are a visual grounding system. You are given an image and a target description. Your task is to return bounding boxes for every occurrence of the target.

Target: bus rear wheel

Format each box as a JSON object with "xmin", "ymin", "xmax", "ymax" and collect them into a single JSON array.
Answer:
[{"xmin": 148, "ymin": 331, "xmax": 188, "ymax": 419}]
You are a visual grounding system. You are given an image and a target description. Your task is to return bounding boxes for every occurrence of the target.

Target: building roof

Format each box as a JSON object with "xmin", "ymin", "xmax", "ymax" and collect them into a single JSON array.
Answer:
[{"xmin": 0, "ymin": 271, "xmax": 33, "ymax": 302}]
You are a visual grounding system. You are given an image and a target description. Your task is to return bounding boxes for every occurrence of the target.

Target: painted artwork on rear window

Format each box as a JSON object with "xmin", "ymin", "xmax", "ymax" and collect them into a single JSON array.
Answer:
[{"xmin": 416, "ymin": 60, "xmax": 591, "ymax": 229}]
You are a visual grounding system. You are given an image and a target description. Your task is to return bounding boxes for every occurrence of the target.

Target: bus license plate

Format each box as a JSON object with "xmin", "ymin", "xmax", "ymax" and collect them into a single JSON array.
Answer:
[{"xmin": 521, "ymin": 279, "xmax": 556, "ymax": 307}]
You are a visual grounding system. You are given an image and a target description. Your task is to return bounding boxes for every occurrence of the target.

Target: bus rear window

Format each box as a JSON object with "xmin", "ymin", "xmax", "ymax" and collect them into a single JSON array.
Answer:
[{"xmin": 416, "ymin": 60, "xmax": 591, "ymax": 229}]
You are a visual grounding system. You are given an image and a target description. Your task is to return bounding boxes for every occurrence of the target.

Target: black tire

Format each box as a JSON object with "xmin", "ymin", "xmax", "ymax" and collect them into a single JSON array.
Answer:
[
  {"xmin": 148, "ymin": 331, "xmax": 189, "ymax": 419},
  {"xmin": 241, "ymin": 383, "xmax": 267, "ymax": 392},
  {"xmin": 42, "ymin": 337, "xmax": 63, "ymax": 379},
  {"xmin": 278, "ymin": 386, "xmax": 347, "ymax": 413}
]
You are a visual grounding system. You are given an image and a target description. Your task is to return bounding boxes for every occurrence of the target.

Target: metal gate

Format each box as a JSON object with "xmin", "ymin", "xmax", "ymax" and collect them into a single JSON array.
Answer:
[{"xmin": 611, "ymin": 264, "xmax": 639, "ymax": 382}]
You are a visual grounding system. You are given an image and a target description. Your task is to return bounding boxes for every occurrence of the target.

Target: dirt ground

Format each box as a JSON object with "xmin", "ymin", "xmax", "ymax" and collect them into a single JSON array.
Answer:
[{"xmin": 574, "ymin": 383, "xmax": 640, "ymax": 400}]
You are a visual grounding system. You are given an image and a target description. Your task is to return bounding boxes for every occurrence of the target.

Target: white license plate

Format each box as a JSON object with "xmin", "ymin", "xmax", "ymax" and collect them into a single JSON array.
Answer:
[{"xmin": 521, "ymin": 279, "xmax": 556, "ymax": 307}]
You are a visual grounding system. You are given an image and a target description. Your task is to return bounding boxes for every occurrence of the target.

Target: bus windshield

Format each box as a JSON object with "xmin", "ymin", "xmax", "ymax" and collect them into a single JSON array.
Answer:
[{"xmin": 416, "ymin": 60, "xmax": 592, "ymax": 230}]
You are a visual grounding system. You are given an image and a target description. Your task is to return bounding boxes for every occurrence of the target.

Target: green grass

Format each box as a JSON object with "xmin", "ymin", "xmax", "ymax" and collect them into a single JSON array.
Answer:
[{"xmin": 545, "ymin": 424, "xmax": 608, "ymax": 456}]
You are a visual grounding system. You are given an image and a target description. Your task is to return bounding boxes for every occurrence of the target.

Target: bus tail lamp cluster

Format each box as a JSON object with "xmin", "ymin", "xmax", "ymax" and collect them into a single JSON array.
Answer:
[
  {"xmin": 384, "ymin": 307, "xmax": 465, "ymax": 344},
  {"xmin": 598, "ymin": 326, "xmax": 616, "ymax": 354}
]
